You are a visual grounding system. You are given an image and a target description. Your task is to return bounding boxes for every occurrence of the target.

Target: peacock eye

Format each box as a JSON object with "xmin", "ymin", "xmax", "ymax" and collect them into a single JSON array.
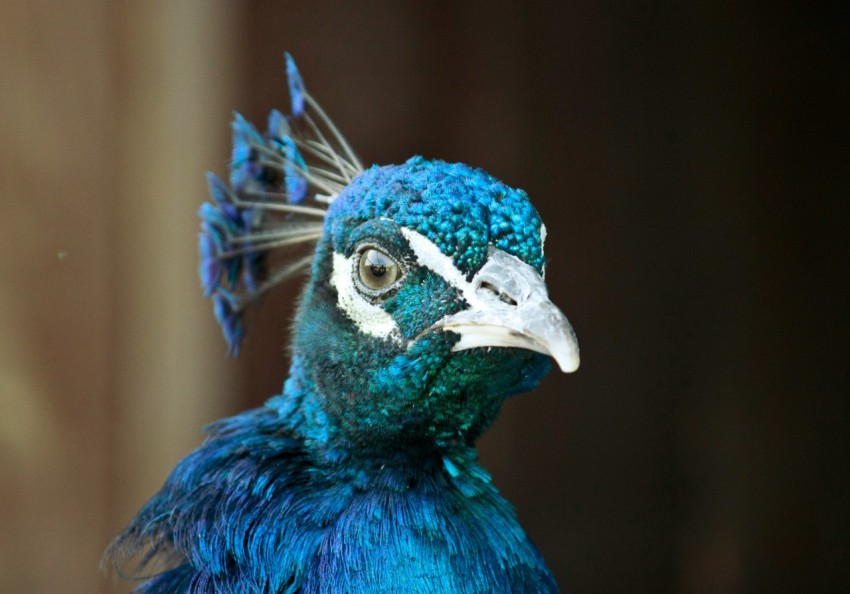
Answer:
[{"xmin": 357, "ymin": 247, "xmax": 400, "ymax": 292}]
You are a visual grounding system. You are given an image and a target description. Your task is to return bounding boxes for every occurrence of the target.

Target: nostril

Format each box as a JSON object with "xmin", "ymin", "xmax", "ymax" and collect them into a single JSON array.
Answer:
[
  {"xmin": 499, "ymin": 294, "xmax": 518, "ymax": 306},
  {"xmin": 478, "ymin": 281, "xmax": 518, "ymax": 306},
  {"xmin": 479, "ymin": 281, "xmax": 498, "ymax": 296}
]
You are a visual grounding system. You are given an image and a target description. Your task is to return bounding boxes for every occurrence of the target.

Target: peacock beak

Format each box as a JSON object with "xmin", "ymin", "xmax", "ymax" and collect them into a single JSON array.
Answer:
[{"xmin": 425, "ymin": 247, "xmax": 580, "ymax": 373}]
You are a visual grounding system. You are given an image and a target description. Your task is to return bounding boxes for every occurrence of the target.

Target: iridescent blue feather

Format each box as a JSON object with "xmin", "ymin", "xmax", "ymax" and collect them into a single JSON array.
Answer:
[{"xmin": 107, "ymin": 394, "xmax": 558, "ymax": 593}]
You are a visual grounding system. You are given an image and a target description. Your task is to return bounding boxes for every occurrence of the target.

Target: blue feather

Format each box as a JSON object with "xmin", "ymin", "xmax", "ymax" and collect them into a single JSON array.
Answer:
[
  {"xmin": 109, "ymin": 398, "xmax": 558, "ymax": 593},
  {"xmin": 285, "ymin": 52, "xmax": 306, "ymax": 118}
]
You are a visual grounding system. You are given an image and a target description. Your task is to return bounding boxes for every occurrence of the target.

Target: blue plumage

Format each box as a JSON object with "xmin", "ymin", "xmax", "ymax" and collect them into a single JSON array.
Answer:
[
  {"xmin": 108, "ymin": 56, "xmax": 579, "ymax": 593},
  {"xmin": 111, "ymin": 400, "xmax": 557, "ymax": 593}
]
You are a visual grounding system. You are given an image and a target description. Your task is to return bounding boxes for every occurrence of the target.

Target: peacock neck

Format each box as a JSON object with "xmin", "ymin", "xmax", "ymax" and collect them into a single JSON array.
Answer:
[{"xmin": 272, "ymin": 356, "xmax": 476, "ymax": 477}]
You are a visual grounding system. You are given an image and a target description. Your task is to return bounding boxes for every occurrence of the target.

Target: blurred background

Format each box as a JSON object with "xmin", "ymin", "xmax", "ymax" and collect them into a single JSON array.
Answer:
[{"xmin": 1, "ymin": 1, "xmax": 848, "ymax": 592}]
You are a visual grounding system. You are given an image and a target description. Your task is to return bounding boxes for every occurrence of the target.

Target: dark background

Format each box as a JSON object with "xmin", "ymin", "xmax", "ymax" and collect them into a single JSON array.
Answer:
[
  {"xmin": 235, "ymin": 2, "xmax": 849, "ymax": 592},
  {"xmin": 1, "ymin": 1, "xmax": 847, "ymax": 592},
  {"xmin": 232, "ymin": 2, "xmax": 850, "ymax": 592}
]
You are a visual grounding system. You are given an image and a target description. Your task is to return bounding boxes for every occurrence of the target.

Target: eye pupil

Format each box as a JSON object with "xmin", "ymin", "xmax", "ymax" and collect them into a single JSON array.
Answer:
[{"xmin": 358, "ymin": 248, "xmax": 399, "ymax": 291}]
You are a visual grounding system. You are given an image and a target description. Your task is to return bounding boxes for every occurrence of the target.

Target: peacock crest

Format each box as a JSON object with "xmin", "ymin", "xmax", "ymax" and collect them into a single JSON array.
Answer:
[{"xmin": 199, "ymin": 53, "xmax": 363, "ymax": 354}]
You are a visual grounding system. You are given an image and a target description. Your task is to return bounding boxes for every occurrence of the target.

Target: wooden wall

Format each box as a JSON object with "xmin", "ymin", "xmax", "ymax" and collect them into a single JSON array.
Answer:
[{"xmin": 0, "ymin": 3, "xmax": 240, "ymax": 592}]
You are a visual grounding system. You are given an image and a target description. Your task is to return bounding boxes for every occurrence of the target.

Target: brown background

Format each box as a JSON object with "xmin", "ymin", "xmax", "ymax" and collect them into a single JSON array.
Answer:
[{"xmin": 1, "ymin": 1, "xmax": 847, "ymax": 592}]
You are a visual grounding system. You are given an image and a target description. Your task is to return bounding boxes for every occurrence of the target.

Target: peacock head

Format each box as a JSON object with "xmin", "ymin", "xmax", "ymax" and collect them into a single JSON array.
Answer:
[{"xmin": 200, "ymin": 55, "xmax": 579, "ymax": 452}]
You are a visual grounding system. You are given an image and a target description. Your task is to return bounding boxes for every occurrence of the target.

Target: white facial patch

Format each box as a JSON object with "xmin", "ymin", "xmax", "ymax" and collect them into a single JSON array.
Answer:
[
  {"xmin": 540, "ymin": 222, "xmax": 547, "ymax": 279},
  {"xmin": 330, "ymin": 251, "xmax": 401, "ymax": 340}
]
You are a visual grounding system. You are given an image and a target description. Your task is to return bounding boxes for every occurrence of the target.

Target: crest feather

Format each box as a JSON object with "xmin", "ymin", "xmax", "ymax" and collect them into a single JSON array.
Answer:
[{"xmin": 199, "ymin": 54, "xmax": 363, "ymax": 354}]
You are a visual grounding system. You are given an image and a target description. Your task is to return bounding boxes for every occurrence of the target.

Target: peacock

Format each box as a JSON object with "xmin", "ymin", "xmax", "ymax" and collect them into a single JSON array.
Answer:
[{"xmin": 107, "ymin": 54, "xmax": 580, "ymax": 594}]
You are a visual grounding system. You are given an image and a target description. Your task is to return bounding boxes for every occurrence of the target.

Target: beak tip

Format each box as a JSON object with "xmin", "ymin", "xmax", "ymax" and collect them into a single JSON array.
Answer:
[
  {"xmin": 554, "ymin": 354, "xmax": 580, "ymax": 374},
  {"xmin": 550, "ymin": 343, "xmax": 580, "ymax": 373}
]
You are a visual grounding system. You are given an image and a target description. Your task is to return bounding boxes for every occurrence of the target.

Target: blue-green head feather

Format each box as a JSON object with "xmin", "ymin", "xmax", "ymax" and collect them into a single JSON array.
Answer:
[
  {"xmin": 108, "ymin": 55, "xmax": 579, "ymax": 594},
  {"xmin": 289, "ymin": 157, "xmax": 562, "ymax": 454}
]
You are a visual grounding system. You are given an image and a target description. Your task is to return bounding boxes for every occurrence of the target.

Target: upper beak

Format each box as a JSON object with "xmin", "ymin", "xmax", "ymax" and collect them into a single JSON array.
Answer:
[{"xmin": 425, "ymin": 247, "xmax": 580, "ymax": 373}]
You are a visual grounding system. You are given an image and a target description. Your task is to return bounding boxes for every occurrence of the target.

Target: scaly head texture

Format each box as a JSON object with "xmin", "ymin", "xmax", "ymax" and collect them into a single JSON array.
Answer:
[{"xmin": 107, "ymin": 54, "xmax": 578, "ymax": 594}]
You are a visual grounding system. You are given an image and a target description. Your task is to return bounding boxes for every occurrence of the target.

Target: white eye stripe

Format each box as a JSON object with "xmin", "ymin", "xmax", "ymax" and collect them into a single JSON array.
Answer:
[
  {"xmin": 400, "ymin": 229, "xmax": 466, "ymax": 289},
  {"xmin": 399, "ymin": 228, "xmax": 488, "ymax": 309},
  {"xmin": 401, "ymin": 227, "xmax": 545, "ymax": 310}
]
